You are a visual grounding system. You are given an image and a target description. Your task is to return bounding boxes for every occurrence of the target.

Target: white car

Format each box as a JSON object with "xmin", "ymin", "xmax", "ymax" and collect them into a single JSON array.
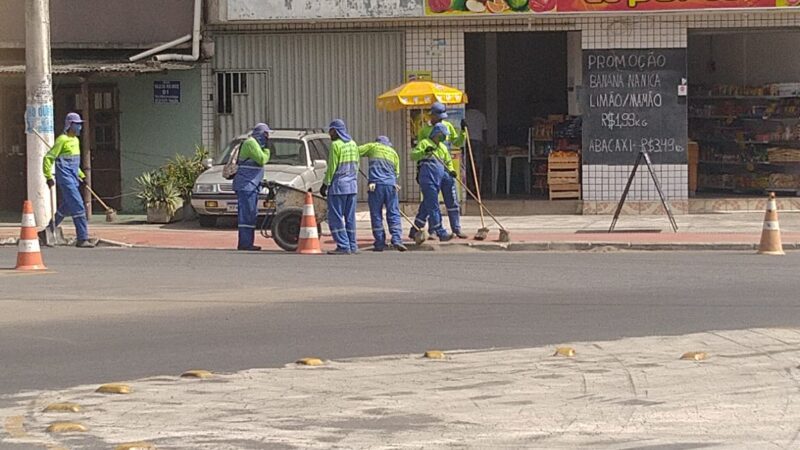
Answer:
[{"xmin": 191, "ymin": 129, "xmax": 331, "ymax": 228}]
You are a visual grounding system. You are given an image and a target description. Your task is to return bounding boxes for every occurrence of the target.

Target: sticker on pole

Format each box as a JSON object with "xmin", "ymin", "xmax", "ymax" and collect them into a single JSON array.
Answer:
[{"xmin": 25, "ymin": 103, "xmax": 54, "ymax": 134}]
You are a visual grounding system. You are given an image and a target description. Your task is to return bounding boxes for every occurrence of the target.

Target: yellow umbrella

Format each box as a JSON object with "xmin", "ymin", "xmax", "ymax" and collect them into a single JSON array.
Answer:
[{"xmin": 377, "ymin": 80, "xmax": 468, "ymax": 112}]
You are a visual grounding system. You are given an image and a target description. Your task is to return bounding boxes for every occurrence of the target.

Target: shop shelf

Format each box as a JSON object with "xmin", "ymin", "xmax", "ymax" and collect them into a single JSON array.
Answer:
[
  {"xmin": 690, "ymin": 115, "xmax": 800, "ymax": 121},
  {"xmin": 691, "ymin": 95, "xmax": 800, "ymax": 100}
]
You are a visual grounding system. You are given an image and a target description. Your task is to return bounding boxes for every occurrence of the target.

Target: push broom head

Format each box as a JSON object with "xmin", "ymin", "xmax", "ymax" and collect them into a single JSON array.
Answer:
[
  {"xmin": 474, "ymin": 227, "xmax": 489, "ymax": 241},
  {"xmin": 498, "ymin": 229, "xmax": 510, "ymax": 242}
]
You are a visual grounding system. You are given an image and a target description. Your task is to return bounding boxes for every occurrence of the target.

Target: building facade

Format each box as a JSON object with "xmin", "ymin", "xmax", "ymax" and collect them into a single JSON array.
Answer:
[
  {"xmin": 204, "ymin": 0, "xmax": 800, "ymax": 213},
  {"xmin": 0, "ymin": 0, "xmax": 202, "ymax": 213}
]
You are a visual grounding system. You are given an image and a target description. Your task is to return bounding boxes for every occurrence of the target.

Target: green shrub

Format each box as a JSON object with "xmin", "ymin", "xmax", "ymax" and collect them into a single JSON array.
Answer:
[
  {"xmin": 162, "ymin": 146, "xmax": 209, "ymax": 199},
  {"xmin": 135, "ymin": 170, "xmax": 183, "ymax": 216}
]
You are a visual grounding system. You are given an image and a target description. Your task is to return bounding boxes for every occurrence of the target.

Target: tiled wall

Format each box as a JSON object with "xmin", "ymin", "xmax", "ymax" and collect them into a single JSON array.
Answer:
[
  {"xmin": 583, "ymin": 164, "xmax": 687, "ymax": 201},
  {"xmin": 200, "ymin": 61, "xmax": 216, "ymax": 155},
  {"xmin": 204, "ymin": 10, "xmax": 800, "ymax": 207}
]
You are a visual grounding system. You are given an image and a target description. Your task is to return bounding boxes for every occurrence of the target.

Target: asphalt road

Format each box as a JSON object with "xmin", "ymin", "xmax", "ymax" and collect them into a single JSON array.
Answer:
[{"xmin": 1, "ymin": 247, "xmax": 799, "ymax": 399}]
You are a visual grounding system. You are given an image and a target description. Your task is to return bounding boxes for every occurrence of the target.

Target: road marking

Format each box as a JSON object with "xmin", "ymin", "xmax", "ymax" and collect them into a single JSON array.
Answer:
[
  {"xmin": 3, "ymin": 415, "xmax": 27, "ymax": 438},
  {"xmin": 0, "ymin": 270, "xmax": 56, "ymax": 277}
]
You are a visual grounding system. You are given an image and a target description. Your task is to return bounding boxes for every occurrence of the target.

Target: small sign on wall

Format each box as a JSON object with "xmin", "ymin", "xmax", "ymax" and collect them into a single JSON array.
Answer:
[
  {"xmin": 154, "ymin": 81, "xmax": 181, "ymax": 104},
  {"xmin": 405, "ymin": 70, "xmax": 432, "ymax": 82}
]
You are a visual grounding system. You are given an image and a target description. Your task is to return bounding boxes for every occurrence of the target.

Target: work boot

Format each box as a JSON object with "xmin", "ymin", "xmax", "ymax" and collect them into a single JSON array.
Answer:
[
  {"xmin": 408, "ymin": 229, "xmax": 417, "ymax": 240},
  {"xmin": 237, "ymin": 245, "xmax": 261, "ymax": 251},
  {"xmin": 37, "ymin": 229, "xmax": 48, "ymax": 245},
  {"xmin": 439, "ymin": 233, "xmax": 454, "ymax": 242},
  {"xmin": 327, "ymin": 248, "xmax": 350, "ymax": 255},
  {"xmin": 372, "ymin": 246, "xmax": 384, "ymax": 252},
  {"xmin": 76, "ymin": 240, "xmax": 96, "ymax": 248},
  {"xmin": 454, "ymin": 230, "xmax": 469, "ymax": 239},
  {"xmin": 395, "ymin": 243, "xmax": 408, "ymax": 252}
]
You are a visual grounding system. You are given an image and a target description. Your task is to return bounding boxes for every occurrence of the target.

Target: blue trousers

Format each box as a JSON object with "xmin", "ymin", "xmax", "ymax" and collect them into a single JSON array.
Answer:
[
  {"xmin": 328, "ymin": 194, "xmax": 357, "ymax": 252},
  {"xmin": 236, "ymin": 189, "xmax": 258, "ymax": 248},
  {"xmin": 440, "ymin": 173, "xmax": 461, "ymax": 233},
  {"xmin": 414, "ymin": 182, "xmax": 447, "ymax": 239},
  {"xmin": 368, "ymin": 184, "xmax": 403, "ymax": 249},
  {"xmin": 50, "ymin": 182, "xmax": 88, "ymax": 241}
]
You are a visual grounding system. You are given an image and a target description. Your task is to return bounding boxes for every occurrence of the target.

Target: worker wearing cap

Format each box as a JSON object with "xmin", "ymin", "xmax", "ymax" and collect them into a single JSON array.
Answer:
[
  {"xmin": 411, "ymin": 122, "xmax": 454, "ymax": 242},
  {"xmin": 416, "ymin": 102, "xmax": 467, "ymax": 239},
  {"xmin": 233, "ymin": 122, "xmax": 271, "ymax": 251},
  {"xmin": 41, "ymin": 112, "xmax": 94, "ymax": 248},
  {"xmin": 321, "ymin": 119, "xmax": 359, "ymax": 255},
  {"xmin": 358, "ymin": 136, "xmax": 407, "ymax": 252}
]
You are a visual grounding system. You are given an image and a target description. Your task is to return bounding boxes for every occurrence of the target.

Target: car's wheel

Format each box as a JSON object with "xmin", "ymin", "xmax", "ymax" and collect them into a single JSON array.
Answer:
[
  {"xmin": 198, "ymin": 215, "xmax": 218, "ymax": 228},
  {"xmin": 271, "ymin": 207, "xmax": 303, "ymax": 252}
]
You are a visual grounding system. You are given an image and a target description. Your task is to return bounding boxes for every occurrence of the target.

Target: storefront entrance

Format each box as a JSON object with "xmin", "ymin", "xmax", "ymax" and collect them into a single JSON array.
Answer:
[
  {"xmin": 0, "ymin": 83, "xmax": 121, "ymax": 213},
  {"xmin": 465, "ymin": 31, "xmax": 578, "ymax": 202},
  {"xmin": 689, "ymin": 29, "xmax": 800, "ymax": 199}
]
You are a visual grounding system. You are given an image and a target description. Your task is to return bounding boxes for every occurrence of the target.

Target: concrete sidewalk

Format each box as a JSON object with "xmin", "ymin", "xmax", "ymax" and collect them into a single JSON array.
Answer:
[
  {"xmin": 2, "ymin": 328, "xmax": 799, "ymax": 449},
  {"xmin": 1, "ymin": 212, "xmax": 799, "ymax": 252}
]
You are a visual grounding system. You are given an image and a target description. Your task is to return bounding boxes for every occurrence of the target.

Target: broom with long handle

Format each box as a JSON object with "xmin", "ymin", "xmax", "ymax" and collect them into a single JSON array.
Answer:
[
  {"xmin": 463, "ymin": 127, "xmax": 490, "ymax": 240},
  {"xmin": 31, "ymin": 128, "xmax": 117, "ymax": 222}
]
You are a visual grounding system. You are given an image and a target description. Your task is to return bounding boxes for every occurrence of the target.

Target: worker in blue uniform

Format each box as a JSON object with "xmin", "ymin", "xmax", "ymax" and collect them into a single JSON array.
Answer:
[
  {"xmin": 320, "ymin": 119, "xmax": 360, "ymax": 255},
  {"xmin": 41, "ymin": 112, "xmax": 94, "ymax": 248},
  {"xmin": 416, "ymin": 102, "xmax": 467, "ymax": 239},
  {"xmin": 358, "ymin": 136, "xmax": 407, "ymax": 252},
  {"xmin": 410, "ymin": 122, "xmax": 454, "ymax": 243},
  {"xmin": 233, "ymin": 122, "xmax": 271, "ymax": 251}
]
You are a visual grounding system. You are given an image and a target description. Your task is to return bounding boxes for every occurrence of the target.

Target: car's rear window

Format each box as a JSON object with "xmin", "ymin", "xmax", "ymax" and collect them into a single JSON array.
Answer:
[{"xmin": 216, "ymin": 138, "xmax": 306, "ymax": 166}]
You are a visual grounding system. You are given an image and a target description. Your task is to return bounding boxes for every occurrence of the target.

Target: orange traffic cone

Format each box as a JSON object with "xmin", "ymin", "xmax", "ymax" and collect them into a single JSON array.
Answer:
[
  {"xmin": 758, "ymin": 192, "xmax": 785, "ymax": 256},
  {"xmin": 297, "ymin": 191, "xmax": 322, "ymax": 254},
  {"xmin": 16, "ymin": 200, "xmax": 47, "ymax": 271}
]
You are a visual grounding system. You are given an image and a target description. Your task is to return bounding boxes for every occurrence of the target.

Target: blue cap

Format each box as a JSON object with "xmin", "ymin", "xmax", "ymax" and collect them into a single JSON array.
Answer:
[
  {"xmin": 64, "ymin": 112, "xmax": 83, "ymax": 132},
  {"xmin": 430, "ymin": 102, "xmax": 448, "ymax": 120},
  {"xmin": 328, "ymin": 119, "xmax": 352, "ymax": 143},
  {"xmin": 376, "ymin": 136, "xmax": 392, "ymax": 147},
  {"xmin": 430, "ymin": 122, "xmax": 449, "ymax": 140},
  {"xmin": 253, "ymin": 123, "xmax": 271, "ymax": 135}
]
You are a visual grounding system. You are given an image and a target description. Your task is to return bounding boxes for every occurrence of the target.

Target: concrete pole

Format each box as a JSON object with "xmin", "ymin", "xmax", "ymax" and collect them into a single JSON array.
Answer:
[
  {"xmin": 24, "ymin": 0, "xmax": 54, "ymax": 227},
  {"xmin": 80, "ymin": 78, "xmax": 92, "ymax": 217}
]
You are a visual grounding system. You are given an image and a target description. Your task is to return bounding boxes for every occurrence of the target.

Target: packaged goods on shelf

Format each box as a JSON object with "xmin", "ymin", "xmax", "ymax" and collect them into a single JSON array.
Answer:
[
  {"xmin": 769, "ymin": 173, "xmax": 800, "ymax": 189},
  {"xmin": 768, "ymin": 148, "xmax": 800, "ymax": 162}
]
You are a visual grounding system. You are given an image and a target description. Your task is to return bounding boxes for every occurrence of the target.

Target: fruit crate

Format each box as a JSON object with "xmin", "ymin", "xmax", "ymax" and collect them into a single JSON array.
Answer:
[{"xmin": 548, "ymin": 151, "xmax": 581, "ymax": 200}]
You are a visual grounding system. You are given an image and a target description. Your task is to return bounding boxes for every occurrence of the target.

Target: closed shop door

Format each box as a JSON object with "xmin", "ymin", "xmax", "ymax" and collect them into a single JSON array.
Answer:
[
  {"xmin": 54, "ymin": 85, "xmax": 122, "ymax": 211},
  {"xmin": 214, "ymin": 32, "xmax": 405, "ymax": 200},
  {"xmin": 0, "ymin": 86, "xmax": 26, "ymax": 211},
  {"xmin": 215, "ymin": 71, "xmax": 269, "ymax": 149}
]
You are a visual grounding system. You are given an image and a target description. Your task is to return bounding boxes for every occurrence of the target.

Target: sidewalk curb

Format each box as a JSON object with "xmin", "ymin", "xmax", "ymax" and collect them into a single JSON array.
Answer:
[
  {"xmin": 429, "ymin": 241, "xmax": 799, "ymax": 252},
  {"xmin": 3, "ymin": 237, "xmax": 798, "ymax": 252},
  {"xmin": 96, "ymin": 238, "xmax": 135, "ymax": 248}
]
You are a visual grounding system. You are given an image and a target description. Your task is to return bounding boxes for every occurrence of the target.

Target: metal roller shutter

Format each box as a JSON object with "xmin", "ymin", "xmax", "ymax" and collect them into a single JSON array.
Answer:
[{"xmin": 214, "ymin": 31, "xmax": 405, "ymax": 201}]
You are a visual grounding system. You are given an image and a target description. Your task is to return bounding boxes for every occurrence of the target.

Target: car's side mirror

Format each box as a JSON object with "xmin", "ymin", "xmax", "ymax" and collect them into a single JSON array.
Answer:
[
  {"xmin": 313, "ymin": 160, "xmax": 326, "ymax": 170},
  {"xmin": 203, "ymin": 158, "xmax": 213, "ymax": 169}
]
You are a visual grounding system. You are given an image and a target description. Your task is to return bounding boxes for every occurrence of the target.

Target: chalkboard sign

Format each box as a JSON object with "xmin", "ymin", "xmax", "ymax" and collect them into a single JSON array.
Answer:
[{"xmin": 582, "ymin": 49, "xmax": 687, "ymax": 165}]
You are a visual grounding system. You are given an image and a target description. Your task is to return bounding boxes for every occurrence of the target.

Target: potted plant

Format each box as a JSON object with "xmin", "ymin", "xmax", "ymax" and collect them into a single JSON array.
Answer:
[
  {"xmin": 163, "ymin": 146, "xmax": 209, "ymax": 221},
  {"xmin": 136, "ymin": 170, "xmax": 183, "ymax": 223}
]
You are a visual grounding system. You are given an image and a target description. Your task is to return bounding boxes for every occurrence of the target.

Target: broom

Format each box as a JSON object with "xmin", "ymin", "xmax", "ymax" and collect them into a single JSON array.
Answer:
[
  {"xmin": 463, "ymin": 127, "xmax": 490, "ymax": 240},
  {"xmin": 31, "ymin": 128, "xmax": 117, "ymax": 222}
]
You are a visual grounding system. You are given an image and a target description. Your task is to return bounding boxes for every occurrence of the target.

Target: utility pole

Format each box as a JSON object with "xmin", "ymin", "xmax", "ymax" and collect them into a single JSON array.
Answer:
[{"xmin": 24, "ymin": 0, "xmax": 54, "ymax": 227}]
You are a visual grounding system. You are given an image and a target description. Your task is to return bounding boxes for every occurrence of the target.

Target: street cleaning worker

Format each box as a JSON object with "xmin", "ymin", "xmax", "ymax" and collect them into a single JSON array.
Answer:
[
  {"xmin": 416, "ymin": 102, "xmax": 467, "ymax": 239},
  {"xmin": 358, "ymin": 136, "xmax": 407, "ymax": 252},
  {"xmin": 320, "ymin": 119, "xmax": 359, "ymax": 255},
  {"xmin": 233, "ymin": 122, "xmax": 271, "ymax": 251},
  {"xmin": 41, "ymin": 112, "xmax": 94, "ymax": 248},
  {"xmin": 411, "ymin": 122, "xmax": 455, "ymax": 243}
]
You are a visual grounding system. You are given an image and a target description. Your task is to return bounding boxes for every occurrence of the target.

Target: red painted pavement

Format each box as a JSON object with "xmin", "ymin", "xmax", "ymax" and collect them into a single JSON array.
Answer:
[{"xmin": 3, "ymin": 226, "xmax": 797, "ymax": 251}]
